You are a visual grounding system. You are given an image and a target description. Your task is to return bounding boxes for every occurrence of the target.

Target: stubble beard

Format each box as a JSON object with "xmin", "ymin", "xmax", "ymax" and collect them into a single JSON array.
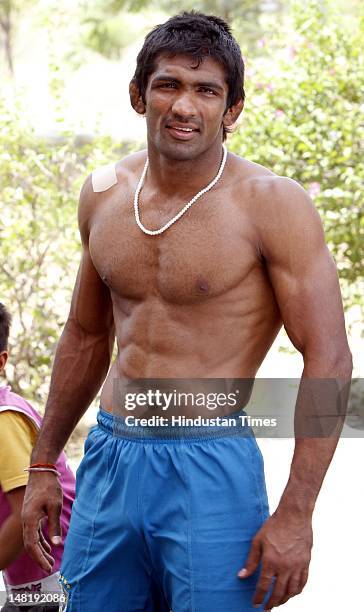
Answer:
[{"xmin": 150, "ymin": 132, "xmax": 205, "ymax": 162}]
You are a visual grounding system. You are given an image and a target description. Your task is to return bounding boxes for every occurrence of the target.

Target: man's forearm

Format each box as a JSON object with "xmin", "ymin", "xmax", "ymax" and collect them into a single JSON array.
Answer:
[
  {"xmin": 276, "ymin": 437, "xmax": 342, "ymax": 518},
  {"xmin": 0, "ymin": 514, "xmax": 24, "ymax": 569},
  {"xmin": 276, "ymin": 356, "xmax": 352, "ymax": 518},
  {"xmin": 31, "ymin": 317, "xmax": 114, "ymax": 463}
]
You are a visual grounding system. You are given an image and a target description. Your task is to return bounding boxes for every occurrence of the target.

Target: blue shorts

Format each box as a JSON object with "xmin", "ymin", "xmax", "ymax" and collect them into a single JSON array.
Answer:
[{"xmin": 60, "ymin": 408, "xmax": 270, "ymax": 611}]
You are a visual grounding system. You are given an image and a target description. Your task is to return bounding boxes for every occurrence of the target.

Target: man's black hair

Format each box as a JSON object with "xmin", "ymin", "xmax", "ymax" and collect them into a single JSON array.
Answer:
[
  {"xmin": 132, "ymin": 11, "xmax": 245, "ymax": 140},
  {"xmin": 0, "ymin": 303, "xmax": 11, "ymax": 352}
]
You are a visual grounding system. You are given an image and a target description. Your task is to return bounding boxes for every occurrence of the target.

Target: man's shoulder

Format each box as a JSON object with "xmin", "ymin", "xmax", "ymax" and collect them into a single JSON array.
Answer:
[
  {"xmin": 231, "ymin": 155, "xmax": 302, "ymax": 196},
  {"xmin": 229, "ymin": 156, "xmax": 322, "ymax": 253},
  {"xmin": 82, "ymin": 149, "xmax": 146, "ymax": 199},
  {"xmin": 229, "ymin": 153, "xmax": 275, "ymax": 180},
  {"xmin": 231, "ymin": 156, "xmax": 315, "ymax": 218},
  {"xmin": 248, "ymin": 176, "xmax": 323, "ymax": 261},
  {"xmin": 78, "ymin": 150, "xmax": 147, "ymax": 235},
  {"xmin": 91, "ymin": 150, "xmax": 147, "ymax": 193},
  {"xmin": 253, "ymin": 174, "xmax": 318, "ymax": 229}
]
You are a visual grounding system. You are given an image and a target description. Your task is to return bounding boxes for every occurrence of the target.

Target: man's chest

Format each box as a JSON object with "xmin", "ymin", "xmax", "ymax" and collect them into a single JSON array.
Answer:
[{"xmin": 89, "ymin": 192, "xmax": 261, "ymax": 304}]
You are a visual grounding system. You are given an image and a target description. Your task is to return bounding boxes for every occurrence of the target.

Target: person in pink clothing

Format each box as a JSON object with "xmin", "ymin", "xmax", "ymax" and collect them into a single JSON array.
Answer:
[{"xmin": 0, "ymin": 303, "xmax": 75, "ymax": 611}]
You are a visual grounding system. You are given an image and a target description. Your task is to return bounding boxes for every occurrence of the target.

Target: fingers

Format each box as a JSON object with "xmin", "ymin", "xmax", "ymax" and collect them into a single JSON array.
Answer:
[
  {"xmin": 300, "ymin": 567, "xmax": 309, "ymax": 591},
  {"xmin": 263, "ymin": 568, "xmax": 309, "ymax": 609},
  {"xmin": 22, "ymin": 478, "xmax": 63, "ymax": 571},
  {"xmin": 37, "ymin": 535, "xmax": 55, "ymax": 567},
  {"xmin": 251, "ymin": 565, "xmax": 275, "ymax": 609},
  {"xmin": 262, "ymin": 572, "xmax": 290, "ymax": 610},
  {"xmin": 279, "ymin": 568, "xmax": 309, "ymax": 605},
  {"xmin": 39, "ymin": 526, "xmax": 52, "ymax": 553},
  {"xmin": 23, "ymin": 515, "xmax": 54, "ymax": 572},
  {"xmin": 47, "ymin": 499, "xmax": 63, "ymax": 545},
  {"xmin": 237, "ymin": 537, "xmax": 262, "ymax": 578}
]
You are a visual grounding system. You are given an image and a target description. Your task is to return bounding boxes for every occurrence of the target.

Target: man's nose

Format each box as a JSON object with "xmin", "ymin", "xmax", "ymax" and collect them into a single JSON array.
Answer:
[{"xmin": 171, "ymin": 92, "xmax": 197, "ymax": 117}]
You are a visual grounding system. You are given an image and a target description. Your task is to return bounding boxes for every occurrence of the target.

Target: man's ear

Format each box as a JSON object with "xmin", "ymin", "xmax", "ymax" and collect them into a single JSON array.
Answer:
[
  {"xmin": 222, "ymin": 98, "xmax": 244, "ymax": 128},
  {"xmin": 129, "ymin": 80, "xmax": 146, "ymax": 115},
  {"xmin": 0, "ymin": 351, "xmax": 8, "ymax": 372}
]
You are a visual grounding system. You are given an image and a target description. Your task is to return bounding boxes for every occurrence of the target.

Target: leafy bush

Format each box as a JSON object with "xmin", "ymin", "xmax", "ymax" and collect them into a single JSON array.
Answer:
[
  {"xmin": 0, "ymin": 97, "xmax": 125, "ymax": 402},
  {"xmin": 230, "ymin": 1, "xmax": 363, "ymax": 311}
]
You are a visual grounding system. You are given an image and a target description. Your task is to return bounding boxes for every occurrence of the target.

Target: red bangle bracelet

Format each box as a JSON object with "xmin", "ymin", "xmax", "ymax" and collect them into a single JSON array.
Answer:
[{"xmin": 29, "ymin": 462, "xmax": 57, "ymax": 469}]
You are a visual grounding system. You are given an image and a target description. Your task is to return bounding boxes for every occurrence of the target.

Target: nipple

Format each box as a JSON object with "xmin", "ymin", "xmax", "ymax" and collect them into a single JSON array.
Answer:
[{"xmin": 196, "ymin": 276, "xmax": 209, "ymax": 294}]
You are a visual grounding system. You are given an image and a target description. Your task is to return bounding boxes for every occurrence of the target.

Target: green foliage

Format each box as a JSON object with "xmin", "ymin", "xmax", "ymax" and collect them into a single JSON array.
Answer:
[
  {"xmin": 230, "ymin": 0, "xmax": 363, "ymax": 309},
  {"xmin": 141, "ymin": 0, "xmax": 269, "ymax": 49},
  {"xmin": 79, "ymin": 0, "xmax": 146, "ymax": 59},
  {"xmin": 126, "ymin": 0, "xmax": 260, "ymax": 21},
  {"xmin": 82, "ymin": 13, "xmax": 134, "ymax": 59},
  {"xmin": 82, "ymin": 0, "xmax": 278, "ymax": 55},
  {"xmin": 0, "ymin": 97, "xmax": 125, "ymax": 403}
]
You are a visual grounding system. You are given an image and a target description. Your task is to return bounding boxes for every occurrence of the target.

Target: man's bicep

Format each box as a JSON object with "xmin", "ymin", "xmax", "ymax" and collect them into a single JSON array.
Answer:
[
  {"xmin": 262, "ymin": 180, "xmax": 348, "ymax": 363},
  {"xmin": 268, "ymin": 245, "xmax": 345, "ymax": 356},
  {"xmin": 68, "ymin": 246, "xmax": 114, "ymax": 335}
]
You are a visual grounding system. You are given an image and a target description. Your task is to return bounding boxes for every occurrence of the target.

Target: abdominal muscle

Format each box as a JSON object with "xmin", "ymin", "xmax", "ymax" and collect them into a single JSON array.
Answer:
[{"xmin": 99, "ymin": 303, "xmax": 281, "ymax": 419}]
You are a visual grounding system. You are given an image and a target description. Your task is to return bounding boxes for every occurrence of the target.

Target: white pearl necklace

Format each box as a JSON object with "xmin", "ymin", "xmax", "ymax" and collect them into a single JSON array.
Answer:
[{"xmin": 133, "ymin": 145, "xmax": 228, "ymax": 236}]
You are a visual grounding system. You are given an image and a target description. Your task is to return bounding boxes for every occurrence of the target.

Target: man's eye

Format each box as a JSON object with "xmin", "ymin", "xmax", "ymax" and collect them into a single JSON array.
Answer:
[
  {"xmin": 160, "ymin": 83, "xmax": 176, "ymax": 88},
  {"xmin": 200, "ymin": 87, "xmax": 216, "ymax": 95}
]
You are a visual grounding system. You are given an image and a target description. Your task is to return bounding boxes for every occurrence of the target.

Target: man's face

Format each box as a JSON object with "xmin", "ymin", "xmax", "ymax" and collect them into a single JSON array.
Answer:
[{"xmin": 142, "ymin": 54, "xmax": 231, "ymax": 160}]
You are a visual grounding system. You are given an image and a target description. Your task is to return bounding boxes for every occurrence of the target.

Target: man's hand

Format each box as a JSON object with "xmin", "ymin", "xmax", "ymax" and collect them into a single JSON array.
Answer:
[
  {"xmin": 22, "ymin": 472, "xmax": 63, "ymax": 572},
  {"xmin": 237, "ymin": 511, "xmax": 313, "ymax": 610}
]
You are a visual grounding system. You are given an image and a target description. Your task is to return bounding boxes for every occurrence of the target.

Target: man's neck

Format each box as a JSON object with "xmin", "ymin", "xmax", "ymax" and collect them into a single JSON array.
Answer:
[{"xmin": 145, "ymin": 140, "xmax": 226, "ymax": 198}]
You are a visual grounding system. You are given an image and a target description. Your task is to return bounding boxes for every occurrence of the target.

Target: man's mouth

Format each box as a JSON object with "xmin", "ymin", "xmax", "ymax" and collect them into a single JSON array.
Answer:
[{"xmin": 165, "ymin": 124, "xmax": 200, "ymax": 139}]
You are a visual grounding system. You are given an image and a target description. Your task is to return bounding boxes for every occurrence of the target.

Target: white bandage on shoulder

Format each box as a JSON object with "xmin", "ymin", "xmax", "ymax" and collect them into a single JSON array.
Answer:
[{"xmin": 91, "ymin": 162, "xmax": 118, "ymax": 193}]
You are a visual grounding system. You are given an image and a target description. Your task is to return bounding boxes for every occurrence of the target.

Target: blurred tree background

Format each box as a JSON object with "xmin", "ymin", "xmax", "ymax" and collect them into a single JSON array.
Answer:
[
  {"xmin": 0, "ymin": 98, "xmax": 128, "ymax": 400},
  {"xmin": 0, "ymin": 0, "xmax": 362, "ymax": 404}
]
